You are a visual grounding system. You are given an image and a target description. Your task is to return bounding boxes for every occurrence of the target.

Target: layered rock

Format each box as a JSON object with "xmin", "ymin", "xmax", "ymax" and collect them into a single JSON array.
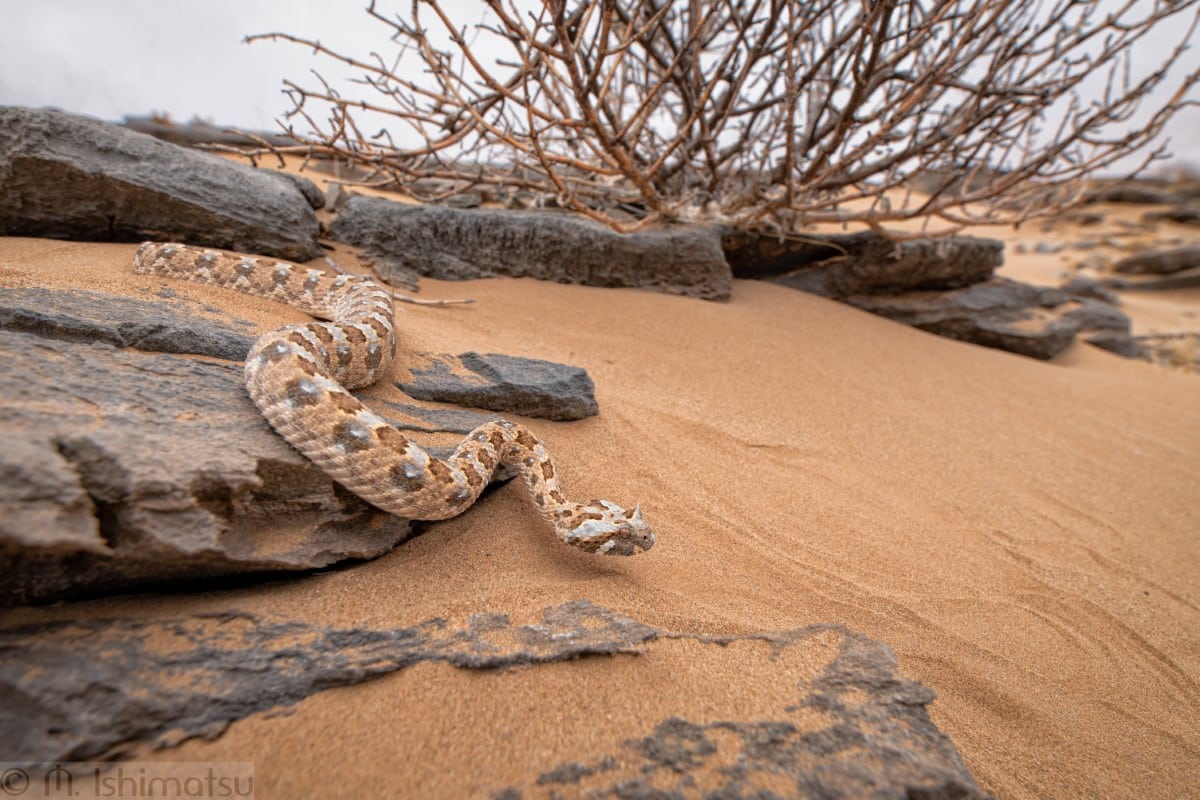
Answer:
[
  {"xmin": 330, "ymin": 197, "xmax": 731, "ymax": 299},
  {"xmin": 0, "ymin": 106, "xmax": 321, "ymax": 261},
  {"xmin": 0, "ymin": 286, "xmax": 596, "ymax": 604},
  {"xmin": 3, "ymin": 600, "xmax": 989, "ymax": 798},
  {"xmin": 724, "ymin": 228, "xmax": 1134, "ymax": 360}
]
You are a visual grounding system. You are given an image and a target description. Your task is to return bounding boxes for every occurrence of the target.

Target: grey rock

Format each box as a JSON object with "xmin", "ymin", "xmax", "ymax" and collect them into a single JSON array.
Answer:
[
  {"xmin": 0, "ymin": 600, "xmax": 656, "ymax": 762},
  {"xmin": 516, "ymin": 624, "xmax": 991, "ymax": 798},
  {"xmin": 0, "ymin": 328, "xmax": 411, "ymax": 605},
  {"xmin": 0, "ymin": 106, "xmax": 321, "ymax": 261},
  {"xmin": 1086, "ymin": 330, "xmax": 1147, "ymax": 359},
  {"xmin": 1084, "ymin": 184, "xmax": 1181, "ymax": 205},
  {"xmin": 1112, "ymin": 245, "xmax": 1200, "ymax": 275},
  {"xmin": 1034, "ymin": 241, "xmax": 1062, "ymax": 254},
  {"xmin": 399, "ymin": 351, "xmax": 599, "ymax": 421},
  {"xmin": 0, "ymin": 287, "xmax": 256, "ymax": 362},
  {"xmin": 1101, "ymin": 266, "xmax": 1200, "ymax": 292},
  {"xmin": 444, "ymin": 192, "xmax": 483, "ymax": 209},
  {"xmin": 1142, "ymin": 206, "xmax": 1200, "ymax": 227},
  {"xmin": 375, "ymin": 398, "xmax": 502, "ymax": 434},
  {"xmin": 0, "ymin": 287, "xmax": 599, "ymax": 603},
  {"xmin": 2, "ymin": 600, "xmax": 988, "ymax": 797},
  {"xmin": 846, "ymin": 278, "xmax": 1132, "ymax": 360},
  {"xmin": 1060, "ymin": 275, "xmax": 1120, "ymax": 305},
  {"xmin": 267, "ymin": 171, "xmax": 325, "ymax": 211},
  {"xmin": 329, "ymin": 197, "xmax": 731, "ymax": 300},
  {"xmin": 1066, "ymin": 211, "xmax": 1106, "ymax": 226},
  {"xmin": 725, "ymin": 229, "xmax": 1002, "ymax": 297}
]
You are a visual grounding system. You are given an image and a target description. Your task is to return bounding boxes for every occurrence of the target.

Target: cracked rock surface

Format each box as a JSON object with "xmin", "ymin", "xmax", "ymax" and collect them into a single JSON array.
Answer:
[
  {"xmin": 0, "ymin": 106, "xmax": 321, "ymax": 261},
  {"xmin": 0, "ymin": 286, "xmax": 593, "ymax": 604},
  {"xmin": 329, "ymin": 197, "xmax": 732, "ymax": 299},
  {"xmin": 2, "ymin": 600, "xmax": 988, "ymax": 798}
]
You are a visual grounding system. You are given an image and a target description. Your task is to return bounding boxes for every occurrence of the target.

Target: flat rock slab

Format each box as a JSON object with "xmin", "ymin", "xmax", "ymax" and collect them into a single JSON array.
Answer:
[
  {"xmin": 2, "ymin": 600, "xmax": 988, "ymax": 798},
  {"xmin": 1112, "ymin": 245, "xmax": 1200, "ymax": 275},
  {"xmin": 1101, "ymin": 266, "xmax": 1200, "ymax": 292},
  {"xmin": 729, "ymin": 228, "xmax": 1138, "ymax": 361},
  {"xmin": 0, "ymin": 286, "xmax": 599, "ymax": 603},
  {"xmin": 0, "ymin": 286, "xmax": 257, "ymax": 362},
  {"xmin": 0, "ymin": 327, "xmax": 408, "ymax": 605},
  {"xmin": 845, "ymin": 278, "xmax": 1133, "ymax": 360},
  {"xmin": 1142, "ymin": 206, "xmax": 1200, "ymax": 227},
  {"xmin": 0, "ymin": 106, "xmax": 321, "ymax": 261},
  {"xmin": 399, "ymin": 351, "xmax": 599, "ymax": 421},
  {"xmin": 329, "ymin": 197, "xmax": 732, "ymax": 300},
  {"xmin": 724, "ymin": 229, "xmax": 1003, "ymax": 296}
]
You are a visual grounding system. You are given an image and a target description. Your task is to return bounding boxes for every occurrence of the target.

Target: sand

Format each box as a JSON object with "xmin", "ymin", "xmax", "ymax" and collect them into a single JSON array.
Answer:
[{"xmin": 2, "ymin": 223, "xmax": 1198, "ymax": 798}]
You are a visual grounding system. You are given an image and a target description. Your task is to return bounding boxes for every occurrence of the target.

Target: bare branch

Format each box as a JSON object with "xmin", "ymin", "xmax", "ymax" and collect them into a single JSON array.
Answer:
[{"xmin": 248, "ymin": 0, "xmax": 1200, "ymax": 236}]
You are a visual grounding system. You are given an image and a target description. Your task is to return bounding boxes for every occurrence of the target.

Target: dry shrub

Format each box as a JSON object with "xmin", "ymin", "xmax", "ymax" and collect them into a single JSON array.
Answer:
[{"xmin": 249, "ymin": 0, "xmax": 1200, "ymax": 236}]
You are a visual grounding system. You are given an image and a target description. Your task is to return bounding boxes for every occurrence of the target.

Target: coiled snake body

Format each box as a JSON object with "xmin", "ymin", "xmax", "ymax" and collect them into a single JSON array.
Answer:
[{"xmin": 134, "ymin": 242, "xmax": 654, "ymax": 556}]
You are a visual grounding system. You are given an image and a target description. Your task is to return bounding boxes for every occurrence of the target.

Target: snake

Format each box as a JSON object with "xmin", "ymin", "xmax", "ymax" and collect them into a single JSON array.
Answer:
[{"xmin": 133, "ymin": 242, "xmax": 654, "ymax": 556}]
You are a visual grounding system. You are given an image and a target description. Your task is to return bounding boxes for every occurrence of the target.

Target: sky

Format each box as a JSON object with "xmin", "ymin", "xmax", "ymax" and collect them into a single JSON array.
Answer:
[{"xmin": 2, "ymin": 0, "xmax": 1197, "ymax": 172}]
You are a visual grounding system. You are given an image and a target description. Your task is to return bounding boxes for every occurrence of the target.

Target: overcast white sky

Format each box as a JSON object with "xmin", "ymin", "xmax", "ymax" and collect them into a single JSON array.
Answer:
[{"xmin": 2, "ymin": 0, "xmax": 1197, "ymax": 171}]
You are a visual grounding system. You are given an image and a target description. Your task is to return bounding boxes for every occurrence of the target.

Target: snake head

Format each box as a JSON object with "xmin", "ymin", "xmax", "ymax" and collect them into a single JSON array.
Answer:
[{"xmin": 559, "ymin": 502, "xmax": 655, "ymax": 556}]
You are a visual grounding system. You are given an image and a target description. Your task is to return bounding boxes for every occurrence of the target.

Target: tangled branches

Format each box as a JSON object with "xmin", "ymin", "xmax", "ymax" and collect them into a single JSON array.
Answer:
[{"xmin": 250, "ymin": 0, "xmax": 1200, "ymax": 235}]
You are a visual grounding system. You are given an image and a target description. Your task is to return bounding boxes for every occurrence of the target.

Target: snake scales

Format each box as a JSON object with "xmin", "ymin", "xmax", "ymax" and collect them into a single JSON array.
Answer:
[{"xmin": 134, "ymin": 242, "xmax": 654, "ymax": 556}]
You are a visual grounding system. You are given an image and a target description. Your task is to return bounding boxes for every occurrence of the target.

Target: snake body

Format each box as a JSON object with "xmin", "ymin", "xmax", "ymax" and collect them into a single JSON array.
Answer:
[{"xmin": 133, "ymin": 242, "xmax": 654, "ymax": 556}]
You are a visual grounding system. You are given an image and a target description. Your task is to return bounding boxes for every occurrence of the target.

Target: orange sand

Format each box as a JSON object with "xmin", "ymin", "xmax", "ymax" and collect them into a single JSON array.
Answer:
[{"xmin": 1, "ymin": 234, "xmax": 1198, "ymax": 799}]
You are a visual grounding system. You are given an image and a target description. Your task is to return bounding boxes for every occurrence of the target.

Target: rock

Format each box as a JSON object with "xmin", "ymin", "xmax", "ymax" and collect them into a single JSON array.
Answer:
[
  {"xmin": 328, "ymin": 197, "xmax": 731, "ymax": 300},
  {"xmin": 1142, "ymin": 207, "xmax": 1200, "ymax": 227},
  {"xmin": 1086, "ymin": 330, "xmax": 1147, "ymax": 360},
  {"xmin": 1112, "ymin": 245, "xmax": 1200, "ymax": 275},
  {"xmin": 845, "ymin": 278, "xmax": 1131, "ymax": 360},
  {"xmin": 268, "ymin": 171, "xmax": 325, "ymax": 211},
  {"xmin": 519, "ymin": 620, "xmax": 992, "ymax": 799},
  {"xmin": 444, "ymin": 192, "xmax": 483, "ymax": 209},
  {"xmin": 1, "ymin": 600, "xmax": 656, "ymax": 762},
  {"xmin": 398, "ymin": 351, "xmax": 599, "ymax": 421},
  {"xmin": 0, "ymin": 287, "xmax": 256, "ymax": 362},
  {"xmin": 1084, "ymin": 183, "xmax": 1181, "ymax": 205},
  {"xmin": 1060, "ymin": 275, "xmax": 1120, "ymax": 305},
  {"xmin": 0, "ymin": 286, "xmax": 603, "ymax": 603},
  {"xmin": 724, "ymin": 229, "xmax": 1002, "ymax": 297},
  {"xmin": 1034, "ymin": 241, "xmax": 1062, "ymax": 254},
  {"xmin": 1066, "ymin": 211, "xmax": 1106, "ymax": 226},
  {"xmin": 0, "ymin": 106, "xmax": 321, "ymax": 261},
  {"xmin": 0, "ymin": 327, "xmax": 409, "ymax": 605},
  {"xmin": 2, "ymin": 600, "xmax": 988, "ymax": 797},
  {"xmin": 1100, "ymin": 266, "xmax": 1200, "ymax": 292}
]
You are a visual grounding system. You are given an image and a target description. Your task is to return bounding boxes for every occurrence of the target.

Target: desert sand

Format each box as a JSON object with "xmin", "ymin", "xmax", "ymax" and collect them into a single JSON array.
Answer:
[{"xmin": 2, "ymin": 201, "xmax": 1198, "ymax": 799}]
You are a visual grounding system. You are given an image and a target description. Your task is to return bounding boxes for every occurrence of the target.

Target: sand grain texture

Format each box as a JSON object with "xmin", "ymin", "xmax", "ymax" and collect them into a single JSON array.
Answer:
[{"xmin": 1, "ymin": 238, "xmax": 1197, "ymax": 799}]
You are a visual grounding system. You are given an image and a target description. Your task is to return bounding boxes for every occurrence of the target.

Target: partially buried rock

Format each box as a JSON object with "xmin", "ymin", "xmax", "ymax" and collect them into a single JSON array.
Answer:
[
  {"xmin": 845, "ymin": 278, "xmax": 1133, "ymax": 360},
  {"xmin": 1112, "ymin": 245, "xmax": 1200, "ymax": 275},
  {"xmin": 399, "ymin": 351, "xmax": 599, "ymax": 421},
  {"xmin": 723, "ymin": 229, "xmax": 1002, "ymax": 297},
  {"xmin": 0, "ymin": 325, "xmax": 410, "ymax": 605},
  {"xmin": 0, "ymin": 106, "xmax": 321, "ymax": 261},
  {"xmin": 1142, "ymin": 206, "xmax": 1200, "ymax": 227},
  {"xmin": 329, "ymin": 196, "xmax": 731, "ymax": 300},
  {"xmin": 3, "ymin": 600, "xmax": 989, "ymax": 798},
  {"xmin": 0, "ymin": 285, "xmax": 602, "ymax": 603}
]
